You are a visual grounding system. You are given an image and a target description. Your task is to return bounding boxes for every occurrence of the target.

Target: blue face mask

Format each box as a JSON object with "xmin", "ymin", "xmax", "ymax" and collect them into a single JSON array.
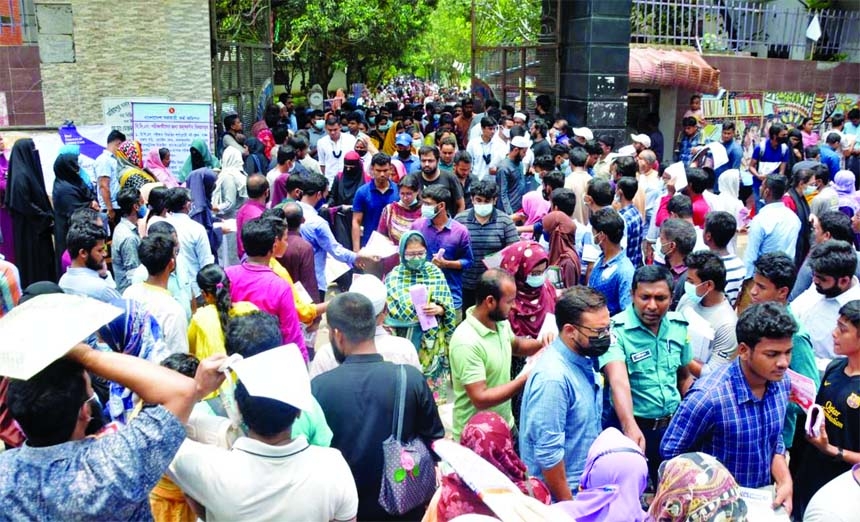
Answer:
[
  {"xmin": 378, "ymin": 122, "xmax": 392, "ymax": 132},
  {"xmin": 433, "ymin": 114, "xmax": 441, "ymax": 122},
  {"xmin": 314, "ymin": 120, "xmax": 324, "ymax": 131},
  {"xmin": 137, "ymin": 205, "xmax": 147, "ymax": 219},
  {"xmin": 369, "ymin": 116, "xmax": 376, "ymax": 125},
  {"xmin": 421, "ymin": 204, "xmax": 439, "ymax": 220},
  {"xmin": 684, "ymin": 281, "xmax": 707, "ymax": 306},
  {"xmin": 526, "ymin": 274, "xmax": 546, "ymax": 288},
  {"xmin": 804, "ymin": 185, "xmax": 817, "ymax": 196}
]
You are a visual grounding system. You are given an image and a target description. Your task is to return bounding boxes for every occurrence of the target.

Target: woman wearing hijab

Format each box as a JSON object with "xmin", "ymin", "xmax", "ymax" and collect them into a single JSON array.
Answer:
[
  {"xmin": 4, "ymin": 138, "xmax": 56, "ymax": 286},
  {"xmin": 214, "ymin": 147, "xmax": 248, "ymax": 265},
  {"xmin": 58, "ymin": 143, "xmax": 93, "ymax": 188},
  {"xmin": 97, "ymin": 298, "xmax": 168, "ymax": 424},
  {"xmin": 434, "ymin": 412, "xmax": 551, "ymax": 521},
  {"xmin": 143, "ymin": 147, "xmax": 179, "ymax": 188},
  {"xmin": 52, "ymin": 151, "xmax": 96, "ymax": 274},
  {"xmin": 179, "ymin": 139, "xmax": 220, "ymax": 184},
  {"xmin": 542, "ymin": 211, "xmax": 581, "ymax": 288},
  {"xmin": 116, "ymin": 140, "xmax": 155, "ymax": 191},
  {"xmin": 243, "ymin": 137, "xmax": 268, "ymax": 175},
  {"xmin": 834, "ymin": 169, "xmax": 860, "ymax": 215},
  {"xmin": 552, "ymin": 427, "xmax": 649, "ymax": 522},
  {"xmin": 499, "ymin": 240, "xmax": 557, "ymax": 339},
  {"xmin": 788, "ymin": 128, "xmax": 805, "ymax": 173},
  {"xmin": 385, "ymin": 230, "xmax": 456, "ymax": 401},
  {"xmin": 329, "ymin": 150, "xmax": 370, "ymax": 253},
  {"xmin": 649, "ymin": 452, "xmax": 747, "ymax": 521},
  {"xmin": 186, "ymin": 164, "xmax": 220, "ymax": 259},
  {"xmin": 498, "ymin": 240, "xmax": 557, "ymax": 424}
]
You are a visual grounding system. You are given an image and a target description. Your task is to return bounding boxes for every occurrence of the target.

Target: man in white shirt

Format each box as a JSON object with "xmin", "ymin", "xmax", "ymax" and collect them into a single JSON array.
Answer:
[
  {"xmin": 164, "ymin": 188, "xmax": 214, "ymax": 297},
  {"xmin": 791, "ymin": 239, "xmax": 860, "ymax": 361},
  {"xmin": 123, "ymin": 233, "xmax": 189, "ymax": 358},
  {"xmin": 317, "ymin": 115, "xmax": 357, "ymax": 188},
  {"xmin": 94, "ymin": 130, "xmax": 125, "ymax": 224},
  {"xmin": 466, "ymin": 116, "xmax": 506, "ymax": 181},
  {"xmin": 743, "ymin": 174, "xmax": 801, "ymax": 278},
  {"xmin": 310, "ymin": 274, "xmax": 421, "ymax": 378},
  {"xmin": 170, "ymin": 345, "xmax": 358, "ymax": 522}
]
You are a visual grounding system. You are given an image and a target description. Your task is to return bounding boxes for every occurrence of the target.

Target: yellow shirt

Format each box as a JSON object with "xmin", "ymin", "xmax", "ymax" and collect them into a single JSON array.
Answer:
[
  {"xmin": 268, "ymin": 258, "xmax": 317, "ymax": 325},
  {"xmin": 187, "ymin": 301, "xmax": 259, "ymax": 360}
]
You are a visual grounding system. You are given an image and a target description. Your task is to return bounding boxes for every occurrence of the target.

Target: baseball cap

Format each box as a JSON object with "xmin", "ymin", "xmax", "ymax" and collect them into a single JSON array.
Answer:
[
  {"xmin": 631, "ymin": 133, "xmax": 652, "ymax": 148},
  {"xmin": 573, "ymin": 127, "xmax": 594, "ymax": 141},
  {"xmin": 617, "ymin": 145, "xmax": 637, "ymax": 156},
  {"xmin": 349, "ymin": 275, "xmax": 387, "ymax": 316},
  {"xmin": 395, "ymin": 133, "xmax": 412, "ymax": 147}
]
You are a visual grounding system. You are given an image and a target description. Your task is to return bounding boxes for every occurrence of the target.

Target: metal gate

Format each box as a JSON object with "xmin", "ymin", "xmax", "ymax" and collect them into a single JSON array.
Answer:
[
  {"xmin": 471, "ymin": 0, "xmax": 560, "ymax": 111},
  {"xmin": 213, "ymin": 41, "xmax": 273, "ymax": 132}
]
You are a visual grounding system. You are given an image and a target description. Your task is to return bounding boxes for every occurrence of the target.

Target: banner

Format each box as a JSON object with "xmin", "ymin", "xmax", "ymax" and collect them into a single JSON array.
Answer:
[{"xmin": 131, "ymin": 102, "xmax": 213, "ymax": 179}]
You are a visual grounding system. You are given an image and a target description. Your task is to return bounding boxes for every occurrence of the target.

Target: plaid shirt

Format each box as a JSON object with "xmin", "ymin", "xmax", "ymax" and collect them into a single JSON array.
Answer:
[
  {"xmin": 618, "ymin": 204, "xmax": 644, "ymax": 268},
  {"xmin": 660, "ymin": 358, "xmax": 788, "ymax": 488},
  {"xmin": 676, "ymin": 131, "xmax": 702, "ymax": 167}
]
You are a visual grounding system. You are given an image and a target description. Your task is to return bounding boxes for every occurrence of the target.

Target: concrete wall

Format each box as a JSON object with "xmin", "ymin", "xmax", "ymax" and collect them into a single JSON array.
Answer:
[{"xmin": 36, "ymin": 0, "xmax": 212, "ymax": 126}]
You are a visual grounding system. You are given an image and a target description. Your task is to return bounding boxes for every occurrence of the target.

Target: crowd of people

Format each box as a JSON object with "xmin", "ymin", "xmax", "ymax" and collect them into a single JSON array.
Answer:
[{"xmin": 0, "ymin": 84, "xmax": 858, "ymax": 521}]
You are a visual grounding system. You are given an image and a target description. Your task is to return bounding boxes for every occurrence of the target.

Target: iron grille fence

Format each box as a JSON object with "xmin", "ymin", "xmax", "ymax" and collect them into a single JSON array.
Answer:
[{"xmin": 631, "ymin": 0, "xmax": 860, "ymax": 61}]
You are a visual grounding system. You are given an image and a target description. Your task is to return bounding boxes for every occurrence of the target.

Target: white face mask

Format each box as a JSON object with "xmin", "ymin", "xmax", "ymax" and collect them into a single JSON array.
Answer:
[
  {"xmin": 474, "ymin": 202, "xmax": 494, "ymax": 217},
  {"xmin": 501, "ymin": 128, "xmax": 511, "ymax": 139}
]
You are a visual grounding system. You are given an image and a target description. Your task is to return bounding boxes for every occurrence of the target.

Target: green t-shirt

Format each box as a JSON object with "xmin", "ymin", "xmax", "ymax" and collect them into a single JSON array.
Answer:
[
  {"xmin": 449, "ymin": 307, "xmax": 516, "ymax": 440},
  {"xmin": 599, "ymin": 307, "xmax": 692, "ymax": 419}
]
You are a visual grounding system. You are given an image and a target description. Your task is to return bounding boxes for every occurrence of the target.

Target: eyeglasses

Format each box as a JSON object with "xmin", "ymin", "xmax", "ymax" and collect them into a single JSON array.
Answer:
[
  {"xmin": 575, "ymin": 324, "xmax": 611, "ymax": 339},
  {"xmin": 404, "ymin": 251, "xmax": 427, "ymax": 260},
  {"xmin": 84, "ymin": 392, "xmax": 101, "ymax": 409}
]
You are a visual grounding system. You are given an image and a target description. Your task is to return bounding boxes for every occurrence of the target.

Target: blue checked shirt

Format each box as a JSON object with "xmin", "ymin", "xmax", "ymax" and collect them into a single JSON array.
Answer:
[
  {"xmin": 660, "ymin": 358, "xmax": 789, "ymax": 488},
  {"xmin": 588, "ymin": 251, "xmax": 635, "ymax": 316},
  {"xmin": 618, "ymin": 205, "xmax": 644, "ymax": 268}
]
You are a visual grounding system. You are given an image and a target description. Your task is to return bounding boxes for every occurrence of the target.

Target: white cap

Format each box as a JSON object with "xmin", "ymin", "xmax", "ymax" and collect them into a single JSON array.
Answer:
[
  {"xmin": 511, "ymin": 135, "xmax": 532, "ymax": 149},
  {"xmin": 573, "ymin": 127, "xmax": 594, "ymax": 140},
  {"xmin": 349, "ymin": 274, "xmax": 387, "ymax": 316},
  {"xmin": 617, "ymin": 145, "xmax": 637, "ymax": 156},
  {"xmin": 630, "ymin": 133, "xmax": 652, "ymax": 148},
  {"xmin": 230, "ymin": 344, "xmax": 314, "ymax": 411},
  {"xmin": 513, "ymin": 112, "xmax": 527, "ymax": 122}
]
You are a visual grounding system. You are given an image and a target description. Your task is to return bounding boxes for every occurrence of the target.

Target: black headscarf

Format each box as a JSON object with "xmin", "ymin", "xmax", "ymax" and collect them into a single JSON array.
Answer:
[
  {"xmin": 244, "ymin": 138, "xmax": 268, "ymax": 175},
  {"xmin": 332, "ymin": 150, "xmax": 365, "ymax": 206},
  {"xmin": 53, "ymin": 153, "xmax": 83, "ymax": 184},
  {"xmin": 4, "ymin": 138, "xmax": 51, "ymax": 218}
]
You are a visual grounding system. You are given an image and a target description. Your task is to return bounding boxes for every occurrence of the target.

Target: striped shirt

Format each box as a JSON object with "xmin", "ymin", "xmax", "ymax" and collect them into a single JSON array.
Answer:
[
  {"xmin": 721, "ymin": 254, "xmax": 745, "ymax": 307},
  {"xmin": 455, "ymin": 209, "xmax": 519, "ymax": 290}
]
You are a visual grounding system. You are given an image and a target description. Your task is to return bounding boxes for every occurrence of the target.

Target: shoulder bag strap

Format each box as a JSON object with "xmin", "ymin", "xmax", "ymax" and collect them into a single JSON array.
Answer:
[{"xmin": 394, "ymin": 364, "xmax": 408, "ymax": 442}]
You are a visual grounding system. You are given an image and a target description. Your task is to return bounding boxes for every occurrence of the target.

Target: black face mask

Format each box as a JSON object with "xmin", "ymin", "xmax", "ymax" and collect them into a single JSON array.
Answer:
[
  {"xmin": 575, "ymin": 333, "xmax": 611, "ymax": 358},
  {"xmin": 331, "ymin": 336, "xmax": 346, "ymax": 364}
]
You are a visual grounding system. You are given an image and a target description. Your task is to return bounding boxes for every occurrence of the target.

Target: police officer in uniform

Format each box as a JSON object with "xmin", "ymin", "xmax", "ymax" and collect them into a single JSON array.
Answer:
[{"xmin": 598, "ymin": 265, "xmax": 693, "ymax": 486}]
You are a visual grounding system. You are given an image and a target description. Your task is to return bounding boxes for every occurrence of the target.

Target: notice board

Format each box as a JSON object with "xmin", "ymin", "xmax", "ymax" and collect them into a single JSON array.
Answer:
[{"xmin": 131, "ymin": 102, "xmax": 214, "ymax": 179}]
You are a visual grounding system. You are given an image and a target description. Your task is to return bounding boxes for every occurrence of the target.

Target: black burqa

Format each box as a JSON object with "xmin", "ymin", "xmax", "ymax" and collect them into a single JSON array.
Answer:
[
  {"xmin": 4, "ymin": 139, "xmax": 56, "ymax": 286},
  {"xmin": 52, "ymin": 153, "xmax": 95, "ymax": 273}
]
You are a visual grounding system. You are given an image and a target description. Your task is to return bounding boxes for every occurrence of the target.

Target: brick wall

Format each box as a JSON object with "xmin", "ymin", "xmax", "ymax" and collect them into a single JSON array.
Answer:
[
  {"xmin": 38, "ymin": 0, "xmax": 213, "ymax": 126},
  {"xmin": 0, "ymin": 45, "xmax": 45, "ymax": 125}
]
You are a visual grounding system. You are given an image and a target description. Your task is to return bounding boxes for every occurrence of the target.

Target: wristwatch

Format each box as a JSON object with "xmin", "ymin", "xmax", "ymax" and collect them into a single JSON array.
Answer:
[{"xmin": 833, "ymin": 446, "xmax": 844, "ymax": 462}]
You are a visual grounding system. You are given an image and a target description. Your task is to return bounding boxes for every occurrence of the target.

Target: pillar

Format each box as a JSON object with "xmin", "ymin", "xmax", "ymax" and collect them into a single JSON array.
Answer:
[{"xmin": 557, "ymin": 1, "xmax": 631, "ymax": 146}]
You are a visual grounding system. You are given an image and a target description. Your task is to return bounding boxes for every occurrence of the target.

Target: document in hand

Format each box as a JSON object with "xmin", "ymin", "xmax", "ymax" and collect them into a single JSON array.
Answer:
[
  {"xmin": 786, "ymin": 368, "xmax": 816, "ymax": 410},
  {"xmin": 0, "ymin": 294, "xmax": 123, "ymax": 380}
]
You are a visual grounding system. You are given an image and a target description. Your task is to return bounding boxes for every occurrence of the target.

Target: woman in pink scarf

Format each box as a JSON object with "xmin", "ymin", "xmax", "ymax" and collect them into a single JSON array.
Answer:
[
  {"xmin": 143, "ymin": 147, "xmax": 180, "ymax": 188},
  {"xmin": 435, "ymin": 412, "xmax": 551, "ymax": 521},
  {"xmin": 518, "ymin": 186, "xmax": 551, "ymax": 240}
]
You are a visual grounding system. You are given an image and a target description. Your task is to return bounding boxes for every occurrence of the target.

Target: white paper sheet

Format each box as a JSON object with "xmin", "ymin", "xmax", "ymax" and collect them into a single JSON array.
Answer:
[
  {"xmin": 228, "ymin": 344, "xmax": 313, "ymax": 411},
  {"xmin": 324, "ymin": 255, "xmax": 352, "ymax": 285},
  {"xmin": 707, "ymin": 141, "xmax": 729, "ymax": 168},
  {"xmin": 665, "ymin": 162, "xmax": 687, "ymax": 192},
  {"xmin": 483, "ymin": 250, "xmax": 504, "ymax": 269},
  {"xmin": 292, "ymin": 282, "xmax": 314, "ymax": 305},
  {"xmin": 682, "ymin": 307, "xmax": 715, "ymax": 364},
  {"xmin": 739, "ymin": 487, "xmax": 791, "ymax": 521},
  {"xmin": 359, "ymin": 231, "xmax": 399, "ymax": 258},
  {"xmin": 0, "ymin": 294, "xmax": 123, "ymax": 380}
]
